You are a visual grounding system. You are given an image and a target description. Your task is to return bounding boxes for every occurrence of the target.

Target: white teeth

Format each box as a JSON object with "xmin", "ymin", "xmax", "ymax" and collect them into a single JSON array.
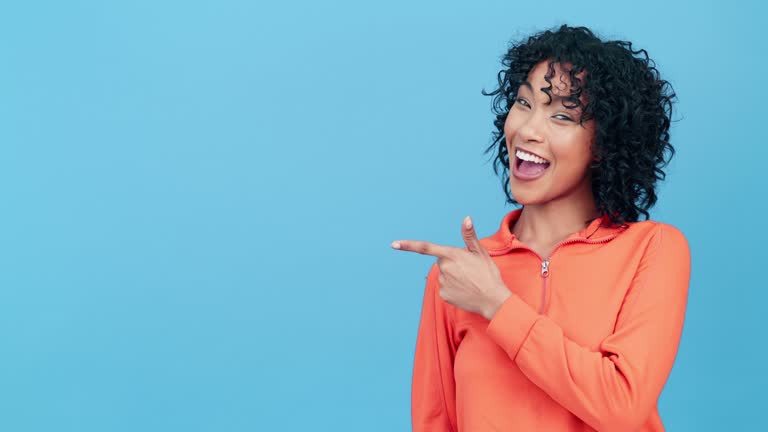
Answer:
[{"xmin": 515, "ymin": 149, "xmax": 549, "ymax": 164}]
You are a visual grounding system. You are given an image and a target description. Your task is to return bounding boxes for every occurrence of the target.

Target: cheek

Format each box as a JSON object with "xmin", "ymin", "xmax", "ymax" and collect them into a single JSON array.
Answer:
[
  {"xmin": 551, "ymin": 132, "xmax": 594, "ymax": 171},
  {"xmin": 503, "ymin": 112, "xmax": 520, "ymax": 139}
]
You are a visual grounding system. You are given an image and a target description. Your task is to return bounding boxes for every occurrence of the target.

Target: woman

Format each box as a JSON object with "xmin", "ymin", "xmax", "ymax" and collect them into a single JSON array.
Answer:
[{"xmin": 391, "ymin": 25, "xmax": 690, "ymax": 431}]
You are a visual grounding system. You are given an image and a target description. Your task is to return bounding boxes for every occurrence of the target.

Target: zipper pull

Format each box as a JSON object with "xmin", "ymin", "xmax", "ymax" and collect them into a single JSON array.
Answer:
[{"xmin": 541, "ymin": 260, "xmax": 550, "ymax": 277}]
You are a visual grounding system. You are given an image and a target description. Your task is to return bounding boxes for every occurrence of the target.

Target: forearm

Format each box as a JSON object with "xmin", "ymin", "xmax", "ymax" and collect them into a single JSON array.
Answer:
[{"xmin": 486, "ymin": 287, "xmax": 686, "ymax": 431}]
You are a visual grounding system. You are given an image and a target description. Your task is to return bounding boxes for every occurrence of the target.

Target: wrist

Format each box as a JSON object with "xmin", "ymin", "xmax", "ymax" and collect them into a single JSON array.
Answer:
[{"xmin": 484, "ymin": 288, "xmax": 512, "ymax": 320}]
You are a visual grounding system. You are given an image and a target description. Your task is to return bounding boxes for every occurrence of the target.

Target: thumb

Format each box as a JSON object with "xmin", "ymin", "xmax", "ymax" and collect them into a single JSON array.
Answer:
[{"xmin": 462, "ymin": 216, "xmax": 487, "ymax": 255}]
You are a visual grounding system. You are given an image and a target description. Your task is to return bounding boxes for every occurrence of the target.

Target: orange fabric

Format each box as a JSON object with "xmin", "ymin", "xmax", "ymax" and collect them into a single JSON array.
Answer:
[{"xmin": 411, "ymin": 208, "xmax": 691, "ymax": 432}]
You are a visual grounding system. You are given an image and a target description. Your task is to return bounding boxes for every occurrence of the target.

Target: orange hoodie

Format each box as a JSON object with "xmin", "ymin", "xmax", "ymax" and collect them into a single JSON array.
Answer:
[{"xmin": 411, "ymin": 208, "xmax": 690, "ymax": 432}]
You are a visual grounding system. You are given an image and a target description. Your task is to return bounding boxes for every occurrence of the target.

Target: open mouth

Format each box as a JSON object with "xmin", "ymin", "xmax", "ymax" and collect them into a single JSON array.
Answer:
[{"xmin": 514, "ymin": 149, "xmax": 551, "ymax": 179}]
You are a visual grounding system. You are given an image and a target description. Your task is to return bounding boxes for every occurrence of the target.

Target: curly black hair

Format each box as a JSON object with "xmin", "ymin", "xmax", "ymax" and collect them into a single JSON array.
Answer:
[{"xmin": 482, "ymin": 24, "xmax": 677, "ymax": 225}]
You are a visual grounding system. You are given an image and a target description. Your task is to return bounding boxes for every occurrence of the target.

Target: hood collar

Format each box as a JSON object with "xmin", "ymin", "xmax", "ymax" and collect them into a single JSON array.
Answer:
[{"xmin": 481, "ymin": 208, "xmax": 627, "ymax": 253}]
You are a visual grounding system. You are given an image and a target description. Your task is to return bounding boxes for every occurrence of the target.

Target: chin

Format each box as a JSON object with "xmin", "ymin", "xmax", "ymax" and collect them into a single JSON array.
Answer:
[
  {"xmin": 509, "ymin": 165, "xmax": 553, "ymax": 206},
  {"xmin": 510, "ymin": 189, "xmax": 545, "ymax": 206}
]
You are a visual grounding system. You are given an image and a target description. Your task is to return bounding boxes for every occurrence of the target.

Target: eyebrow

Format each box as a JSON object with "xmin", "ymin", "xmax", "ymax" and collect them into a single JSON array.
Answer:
[{"xmin": 519, "ymin": 81, "xmax": 581, "ymax": 109}]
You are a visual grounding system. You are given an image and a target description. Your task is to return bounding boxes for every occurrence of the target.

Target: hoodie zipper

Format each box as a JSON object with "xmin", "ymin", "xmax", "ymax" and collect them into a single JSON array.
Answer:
[
  {"xmin": 540, "ymin": 260, "xmax": 550, "ymax": 313},
  {"xmin": 489, "ymin": 234, "xmax": 619, "ymax": 313}
]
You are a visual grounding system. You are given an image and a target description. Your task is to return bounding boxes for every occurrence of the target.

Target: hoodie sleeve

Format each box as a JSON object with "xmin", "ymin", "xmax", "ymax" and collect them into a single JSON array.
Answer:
[
  {"xmin": 411, "ymin": 263, "xmax": 459, "ymax": 432},
  {"xmin": 485, "ymin": 224, "xmax": 691, "ymax": 432}
]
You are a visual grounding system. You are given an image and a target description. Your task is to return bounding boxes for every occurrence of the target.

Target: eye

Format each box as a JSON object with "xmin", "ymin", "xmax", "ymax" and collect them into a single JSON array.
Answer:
[
  {"xmin": 553, "ymin": 114, "xmax": 573, "ymax": 122},
  {"xmin": 514, "ymin": 98, "xmax": 530, "ymax": 108}
]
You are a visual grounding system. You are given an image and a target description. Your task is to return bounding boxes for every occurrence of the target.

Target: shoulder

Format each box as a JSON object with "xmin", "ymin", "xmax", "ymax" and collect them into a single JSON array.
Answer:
[
  {"xmin": 623, "ymin": 219, "xmax": 690, "ymax": 258},
  {"xmin": 629, "ymin": 219, "xmax": 688, "ymax": 241}
]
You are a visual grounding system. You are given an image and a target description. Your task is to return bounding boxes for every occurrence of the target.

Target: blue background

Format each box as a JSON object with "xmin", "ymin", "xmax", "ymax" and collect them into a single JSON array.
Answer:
[{"xmin": 1, "ymin": 0, "xmax": 765, "ymax": 430}]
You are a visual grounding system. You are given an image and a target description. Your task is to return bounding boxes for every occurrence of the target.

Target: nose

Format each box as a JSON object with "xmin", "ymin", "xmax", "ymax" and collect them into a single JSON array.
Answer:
[{"xmin": 517, "ymin": 110, "xmax": 545, "ymax": 143}]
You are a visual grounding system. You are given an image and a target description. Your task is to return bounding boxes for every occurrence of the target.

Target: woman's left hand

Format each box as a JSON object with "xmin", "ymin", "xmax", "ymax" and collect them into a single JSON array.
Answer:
[{"xmin": 392, "ymin": 216, "xmax": 512, "ymax": 320}]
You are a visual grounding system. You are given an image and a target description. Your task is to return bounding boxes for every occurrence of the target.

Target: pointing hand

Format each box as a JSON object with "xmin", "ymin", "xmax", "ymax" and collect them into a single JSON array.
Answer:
[{"xmin": 392, "ymin": 216, "xmax": 511, "ymax": 320}]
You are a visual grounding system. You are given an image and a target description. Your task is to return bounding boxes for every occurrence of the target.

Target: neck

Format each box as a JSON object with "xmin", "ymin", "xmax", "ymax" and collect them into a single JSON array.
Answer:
[{"xmin": 513, "ymin": 189, "xmax": 599, "ymax": 246}]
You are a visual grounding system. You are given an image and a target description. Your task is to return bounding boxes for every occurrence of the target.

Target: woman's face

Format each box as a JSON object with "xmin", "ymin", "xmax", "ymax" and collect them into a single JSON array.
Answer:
[{"xmin": 504, "ymin": 60, "xmax": 596, "ymax": 207}]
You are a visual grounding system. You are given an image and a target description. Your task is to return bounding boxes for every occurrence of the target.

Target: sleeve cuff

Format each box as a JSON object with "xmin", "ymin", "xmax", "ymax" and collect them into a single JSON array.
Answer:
[{"xmin": 485, "ymin": 294, "xmax": 541, "ymax": 360}]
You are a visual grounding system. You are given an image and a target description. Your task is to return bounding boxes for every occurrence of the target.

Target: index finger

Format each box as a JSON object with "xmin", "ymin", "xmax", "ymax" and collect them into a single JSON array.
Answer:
[{"xmin": 391, "ymin": 240, "xmax": 455, "ymax": 258}]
